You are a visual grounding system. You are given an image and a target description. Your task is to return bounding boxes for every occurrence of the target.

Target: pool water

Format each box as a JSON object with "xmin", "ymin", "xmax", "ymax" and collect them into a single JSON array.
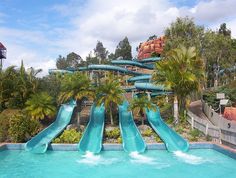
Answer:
[{"xmin": 0, "ymin": 149, "xmax": 235, "ymax": 178}]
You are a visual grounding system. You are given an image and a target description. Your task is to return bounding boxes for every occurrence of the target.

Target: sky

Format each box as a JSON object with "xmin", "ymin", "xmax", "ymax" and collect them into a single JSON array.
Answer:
[{"xmin": 0, "ymin": 0, "xmax": 236, "ymax": 76}]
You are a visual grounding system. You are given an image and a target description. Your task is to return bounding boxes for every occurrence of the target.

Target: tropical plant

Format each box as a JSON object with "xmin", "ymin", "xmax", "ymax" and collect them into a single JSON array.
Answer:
[
  {"xmin": 0, "ymin": 62, "xmax": 42, "ymax": 110},
  {"xmin": 95, "ymin": 73, "xmax": 124, "ymax": 125},
  {"xmin": 58, "ymin": 72, "xmax": 94, "ymax": 125},
  {"xmin": 105, "ymin": 128, "xmax": 120, "ymax": 139},
  {"xmin": 58, "ymin": 72, "xmax": 93, "ymax": 103},
  {"xmin": 153, "ymin": 46, "xmax": 205, "ymax": 123},
  {"xmin": 8, "ymin": 111, "xmax": 41, "ymax": 142},
  {"xmin": 0, "ymin": 109, "xmax": 20, "ymax": 142},
  {"xmin": 129, "ymin": 95, "xmax": 155, "ymax": 125},
  {"xmin": 53, "ymin": 129, "xmax": 82, "ymax": 143},
  {"xmin": 25, "ymin": 92, "xmax": 56, "ymax": 120}
]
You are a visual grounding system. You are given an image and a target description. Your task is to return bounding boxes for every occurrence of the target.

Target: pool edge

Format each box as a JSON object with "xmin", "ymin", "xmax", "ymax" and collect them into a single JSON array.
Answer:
[{"xmin": 1, "ymin": 142, "xmax": 236, "ymax": 159}]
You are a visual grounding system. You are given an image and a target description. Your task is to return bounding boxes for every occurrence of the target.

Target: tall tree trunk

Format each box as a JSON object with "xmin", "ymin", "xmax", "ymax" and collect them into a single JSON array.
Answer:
[
  {"xmin": 109, "ymin": 103, "xmax": 114, "ymax": 125},
  {"xmin": 141, "ymin": 110, "xmax": 146, "ymax": 125},
  {"xmin": 173, "ymin": 95, "xmax": 179, "ymax": 124}
]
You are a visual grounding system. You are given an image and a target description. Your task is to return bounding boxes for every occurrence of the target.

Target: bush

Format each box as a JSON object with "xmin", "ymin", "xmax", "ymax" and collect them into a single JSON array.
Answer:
[
  {"xmin": 105, "ymin": 128, "xmax": 120, "ymax": 139},
  {"xmin": 175, "ymin": 126, "xmax": 184, "ymax": 134},
  {"xmin": 142, "ymin": 129, "xmax": 153, "ymax": 137},
  {"xmin": 53, "ymin": 129, "xmax": 82, "ymax": 143},
  {"xmin": 154, "ymin": 135, "xmax": 162, "ymax": 142},
  {"xmin": 8, "ymin": 112, "xmax": 41, "ymax": 142},
  {"xmin": 189, "ymin": 129, "xmax": 201, "ymax": 141},
  {"xmin": 0, "ymin": 109, "xmax": 20, "ymax": 142},
  {"xmin": 117, "ymin": 136, "xmax": 122, "ymax": 143}
]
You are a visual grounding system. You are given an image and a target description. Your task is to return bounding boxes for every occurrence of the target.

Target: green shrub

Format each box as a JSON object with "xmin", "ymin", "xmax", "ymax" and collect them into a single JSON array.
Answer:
[
  {"xmin": 175, "ymin": 126, "xmax": 184, "ymax": 134},
  {"xmin": 117, "ymin": 136, "xmax": 122, "ymax": 143},
  {"xmin": 0, "ymin": 109, "xmax": 20, "ymax": 142},
  {"xmin": 142, "ymin": 129, "xmax": 153, "ymax": 137},
  {"xmin": 206, "ymin": 135, "xmax": 212, "ymax": 141},
  {"xmin": 105, "ymin": 128, "xmax": 120, "ymax": 139},
  {"xmin": 53, "ymin": 129, "xmax": 82, "ymax": 143},
  {"xmin": 8, "ymin": 112, "xmax": 41, "ymax": 142},
  {"xmin": 189, "ymin": 129, "xmax": 201, "ymax": 141},
  {"xmin": 154, "ymin": 134, "xmax": 162, "ymax": 142}
]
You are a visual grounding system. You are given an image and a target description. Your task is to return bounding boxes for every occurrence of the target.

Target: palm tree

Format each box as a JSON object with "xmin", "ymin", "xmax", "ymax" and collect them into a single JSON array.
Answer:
[
  {"xmin": 95, "ymin": 73, "xmax": 124, "ymax": 125},
  {"xmin": 58, "ymin": 72, "xmax": 94, "ymax": 126},
  {"xmin": 129, "ymin": 95, "xmax": 155, "ymax": 125},
  {"xmin": 153, "ymin": 46, "xmax": 205, "ymax": 123},
  {"xmin": 25, "ymin": 92, "xmax": 56, "ymax": 120}
]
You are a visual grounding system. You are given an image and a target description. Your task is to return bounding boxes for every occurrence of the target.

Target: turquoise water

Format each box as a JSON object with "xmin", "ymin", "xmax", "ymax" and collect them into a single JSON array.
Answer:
[{"xmin": 0, "ymin": 149, "xmax": 236, "ymax": 178}]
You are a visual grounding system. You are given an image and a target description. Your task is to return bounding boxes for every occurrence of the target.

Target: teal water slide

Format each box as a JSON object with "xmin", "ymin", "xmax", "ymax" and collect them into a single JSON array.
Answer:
[
  {"xmin": 145, "ymin": 105, "xmax": 189, "ymax": 152},
  {"xmin": 25, "ymin": 100, "xmax": 76, "ymax": 153},
  {"xmin": 128, "ymin": 75, "xmax": 152, "ymax": 83},
  {"xmin": 111, "ymin": 60, "xmax": 154, "ymax": 69},
  {"xmin": 118, "ymin": 100, "xmax": 146, "ymax": 153},
  {"xmin": 78, "ymin": 103, "xmax": 105, "ymax": 153}
]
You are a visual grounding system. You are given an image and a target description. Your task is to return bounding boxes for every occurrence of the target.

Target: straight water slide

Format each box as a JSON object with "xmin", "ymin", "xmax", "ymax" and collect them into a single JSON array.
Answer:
[
  {"xmin": 78, "ymin": 103, "xmax": 105, "ymax": 153},
  {"xmin": 145, "ymin": 105, "xmax": 189, "ymax": 152},
  {"xmin": 118, "ymin": 100, "xmax": 146, "ymax": 153},
  {"xmin": 25, "ymin": 100, "xmax": 77, "ymax": 153}
]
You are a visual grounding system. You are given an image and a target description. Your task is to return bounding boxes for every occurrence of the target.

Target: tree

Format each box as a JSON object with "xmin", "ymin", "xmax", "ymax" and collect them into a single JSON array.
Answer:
[
  {"xmin": 153, "ymin": 46, "xmax": 205, "ymax": 123},
  {"xmin": 147, "ymin": 35, "xmax": 157, "ymax": 41},
  {"xmin": 56, "ymin": 52, "xmax": 83, "ymax": 69},
  {"xmin": 115, "ymin": 37, "xmax": 132, "ymax": 60},
  {"xmin": 66, "ymin": 52, "xmax": 82, "ymax": 68},
  {"xmin": 219, "ymin": 23, "xmax": 231, "ymax": 37},
  {"xmin": 56, "ymin": 55, "xmax": 68, "ymax": 69},
  {"xmin": 0, "ymin": 62, "xmax": 42, "ymax": 110},
  {"xmin": 164, "ymin": 17, "xmax": 204, "ymax": 55},
  {"xmin": 58, "ymin": 72, "xmax": 94, "ymax": 126},
  {"xmin": 94, "ymin": 41, "xmax": 109, "ymax": 63},
  {"xmin": 203, "ymin": 30, "xmax": 233, "ymax": 87},
  {"xmin": 95, "ymin": 73, "xmax": 124, "ymax": 125},
  {"xmin": 129, "ymin": 95, "xmax": 155, "ymax": 125},
  {"xmin": 25, "ymin": 92, "xmax": 56, "ymax": 120}
]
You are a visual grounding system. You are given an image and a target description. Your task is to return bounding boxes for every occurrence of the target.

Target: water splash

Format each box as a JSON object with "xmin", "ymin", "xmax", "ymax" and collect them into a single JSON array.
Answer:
[
  {"xmin": 129, "ymin": 152, "xmax": 155, "ymax": 165},
  {"xmin": 174, "ymin": 151, "xmax": 206, "ymax": 165},
  {"xmin": 77, "ymin": 151, "xmax": 118, "ymax": 166}
]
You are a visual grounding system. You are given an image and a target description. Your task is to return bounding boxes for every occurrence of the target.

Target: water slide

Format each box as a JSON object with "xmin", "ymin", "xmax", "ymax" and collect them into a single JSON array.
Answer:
[
  {"xmin": 145, "ymin": 105, "xmax": 189, "ymax": 152},
  {"xmin": 135, "ymin": 57, "xmax": 161, "ymax": 63},
  {"xmin": 48, "ymin": 69, "xmax": 74, "ymax": 74},
  {"xmin": 78, "ymin": 103, "xmax": 105, "ymax": 153},
  {"xmin": 111, "ymin": 60, "xmax": 154, "ymax": 69},
  {"xmin": 118, "ymin": 100, "xmax": 146, "ymax": 153},
  {"xmin": 128, "ymin": 75, "xmax": 152, "ymax": 83},
  {"xmin": 25, "ymin": 100, "xmax": 76, "ymax": 153},
  {"xmin": 135, "ymin": 82, "xmax": 165, "ymax": 91}
]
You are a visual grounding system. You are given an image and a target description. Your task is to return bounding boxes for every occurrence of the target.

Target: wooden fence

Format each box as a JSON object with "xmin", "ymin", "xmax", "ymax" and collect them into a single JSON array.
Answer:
[{"xmin": 187, "ymin": 101, "xmax": 236, "ymax": 148}]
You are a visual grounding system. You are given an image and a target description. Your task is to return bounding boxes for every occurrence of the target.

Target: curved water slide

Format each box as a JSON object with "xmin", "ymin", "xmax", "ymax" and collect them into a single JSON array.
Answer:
[
  {"xmin": 25, "ymin": 100, "xmax": 77, "ymax": 153},
  {"xmin": 48, "ymin": 69, "xmax": 74, "ymax": 74},
  {"xmin": 86, "ymin": 64, "xmax": 144, "ymax": 75},
  {"xmin": 145, "ymin": 105, "xmax": 189, "ymax": 152},
  {"xmin": 135, "ymin": 82, "xmax": 166, "ymax": 91},
  {"xmin": 111, "ymin": 60, "xmax": 154, "ymax": 69},
  {"xmin": 78, "ymin": 103, "xmax": 105, "ymax": 153},
  {"xmin": 135, "ymin": 57, "xmax": 161, "ymax": 63},
  {"xmin": 118, "ymin": 100, "xmax": 146, "ymax": 153},
  {"xmin": 128, "ymin": 75, "xmax": 152, "ymax": 83}
]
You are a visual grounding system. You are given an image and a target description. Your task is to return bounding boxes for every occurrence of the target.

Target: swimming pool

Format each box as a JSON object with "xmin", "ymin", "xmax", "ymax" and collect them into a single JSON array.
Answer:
[{"xmin": 0, "ymin": 143, "xmax": 235, "ymax": 178}]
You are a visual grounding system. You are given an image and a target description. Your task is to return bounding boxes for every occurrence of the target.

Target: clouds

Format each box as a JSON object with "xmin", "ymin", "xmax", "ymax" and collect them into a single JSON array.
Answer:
[
  {"xmin": 57, "ymin": 0, "xmax": 179, "ymax": 56},
  {"xmin": 0, "ymin": 0, "xmax": 236, "ymax": 76}
]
